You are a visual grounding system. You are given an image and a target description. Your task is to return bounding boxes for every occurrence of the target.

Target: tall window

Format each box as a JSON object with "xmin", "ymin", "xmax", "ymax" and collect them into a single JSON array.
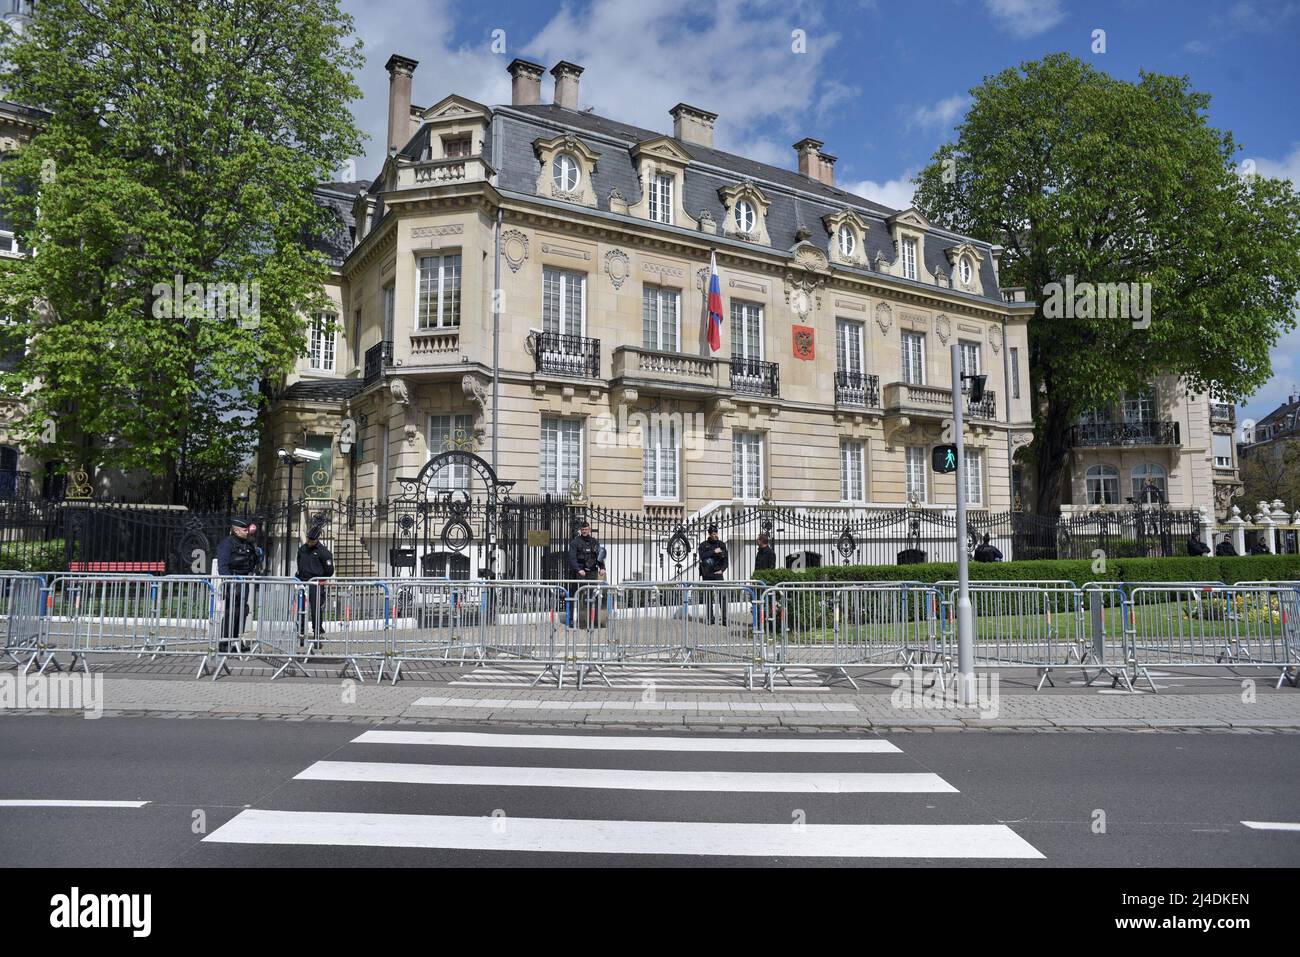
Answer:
[
  {"xmin": 0, "ymin": 162, "xmax": 20, "ymax": 254},
  {"xmin": 1010, "ymin": 346, "xmax": 1020, "ymax": 399},
  {"xmin": 541, "ymin": 417, "xmax": 583, "ymax": 494},
  {"xmin": 902, "ymin": 331, "xmax": 925, "ymax": 385},
  {"xmin": 383, "ymin": 285, "xmax": 395, "ymax": 341},
  {"xmin": 841, "ymin": 441, "xmax": 865, "ymax": 502},
  {"xmin": 643, "ymin": 418, "xmax": 679, "ymax": 500},
  {"xmin": 648, "ymin": 173, "xmax": 674, "ymax": 225},
  {"xmin": 734, "ymin": 200, "xmax": 755, "ymax": 233},
  {"xmin": 959, "ymin": 340, "xmax": 981, "ymax": 380},
  {"xmin": 542, "ymin": 267, "xmax": 586, "ymax": 337},
  {"xmin": 905, "ymin": 446, "xmax": 928, "ymax": 503},
  {"xmin": 553, "ymin": 153, "xmax": 580, "ymax": 191},
  {"xmin": 642, "ymin": 285, "xmax": 680, "ymax": 352},
  {"xmin": 1213, "ymin": 433, "xmax": 1233, "ymax": 469},
  {"xmin": 308, "ymin": 314, "xmax": 336, "ymax": 372},
  {"xmin": 901, "ymin": 237, "xmax": 917, "ymax": 280},
  {"xmin": 836, "ymin": 319, "xmax": 864, "ymax": 376},
  {"xmin": 427, "ymin": 414, "xmax": 474, "ymax": 491},
  {"xmin": 964, "ymin": 448, "xmax": 983, "ymax": 506},
  {"xmin": 0, "ymin": 314, "xmax": 24, "ymax": 373},
  {"xmin": 1131, "ymin": 463, "xmax": 1167, "ymax": 502},
  {"xmin": 1122, "ymin": 387, "xmax": 1156, "ymax": 424},
  {"xmin": 838, "ymin": 226, "xmax": 855, "ymax": 258},
  {"xmin": 732, "ymin": 431, "xmax": 763, "ymax": 500},
  {"xmin": 730, "ymin": 300, "xmax": 763, "ymax": 361},
  {"xmin": 1086, "ymin": 464, "xmax": 1120, "ymax": 505},
  {"xmin": 417, "ymin": 253, "xmax": 461, "ymax": 329},
  {"xmin": 377, "ymin": 426, "xmax": 390, "ymax": 500},
  {"xmin": 353, "ymin": 309, "xmax": 363, "ymax": 366}
]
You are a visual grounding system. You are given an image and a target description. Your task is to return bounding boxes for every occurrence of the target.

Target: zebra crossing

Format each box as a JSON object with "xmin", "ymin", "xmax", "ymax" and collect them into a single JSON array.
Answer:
[
  {"xmin": 201, "ymin": 727, "xmax": 1045, "ymax": 862},
  {"xmin": 448, "ymin": 662, "xmax": 831, "ymax": 689}
]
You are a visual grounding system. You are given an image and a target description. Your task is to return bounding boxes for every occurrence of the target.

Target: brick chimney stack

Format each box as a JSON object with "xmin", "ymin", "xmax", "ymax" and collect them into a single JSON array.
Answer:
[{"xmin": 385, "ymin": 54, "xmax": 419, "ymax": 155}]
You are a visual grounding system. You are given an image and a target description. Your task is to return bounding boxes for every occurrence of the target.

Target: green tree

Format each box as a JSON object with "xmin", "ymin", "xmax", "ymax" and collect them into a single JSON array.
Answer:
[
  {"xmin": 914, "ymin": 54, "xmax": 1300, "ymax": 515},
  {"xmin": 0, "ymin": 0, "xmax": 363, "ymax": 498},
  {"xmin": 1237, "ymin": 441, "xmax": 1300, "ymax": 511}
]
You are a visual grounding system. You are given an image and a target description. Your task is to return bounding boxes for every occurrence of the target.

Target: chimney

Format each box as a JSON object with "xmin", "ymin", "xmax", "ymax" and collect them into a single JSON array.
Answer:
[
  {"xmin": 818, "ymin": 151, "xmax": 836, "ymax": 187},
  {"xmin": 550, "ymin": 60, "xmax": 584, "ymax": 110},
  {"xmin": 670, "ymin": 103, "xmax": 717, "ymax": 148},
  {"xmin": 385, "ymin": 54, "xmax": 419, "ymax": 156},
  {"xmin": 793, "ymin": 137, "xmax": 836, "ymax": 186},
  {"xmin": 508, "ymin": 58, "xmax": 545, "ymax": 107}
]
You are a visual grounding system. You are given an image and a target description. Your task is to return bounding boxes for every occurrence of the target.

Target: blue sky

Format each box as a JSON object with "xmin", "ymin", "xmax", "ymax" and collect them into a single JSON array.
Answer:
[{"xmin": 338, "ymin": 0, "xmax": 1300, "ymax": 425}]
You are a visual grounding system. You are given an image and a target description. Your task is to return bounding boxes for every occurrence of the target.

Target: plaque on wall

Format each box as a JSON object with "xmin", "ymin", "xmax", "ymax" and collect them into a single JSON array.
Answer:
[{"xmin": 792, "ymin": 325, "xmax": 815, "ymax": 361}]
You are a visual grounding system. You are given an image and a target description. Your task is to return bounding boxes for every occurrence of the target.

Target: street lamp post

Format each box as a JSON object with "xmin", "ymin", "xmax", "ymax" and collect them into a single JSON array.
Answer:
[{"xmin": 951, "ymin": 344, "xmax": 975, "ymax": 706}]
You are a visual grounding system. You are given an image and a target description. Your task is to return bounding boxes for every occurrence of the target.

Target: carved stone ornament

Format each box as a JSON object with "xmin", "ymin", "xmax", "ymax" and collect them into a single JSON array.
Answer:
[
  {"xmin": 462, "ymin": 375, "xmax": 489, "ymax": 442},
  {"xmin": 934, "ymin": 314, "xmax": 952, "ymax": 345},
  {"xmin": 1011, "ymin": 429, "xmax": 1035, "ymax": 451},
  {"xmin": 988, "ymin": 324, "xmax": 1003, "ymax": 355},
  {"xmin": 699, "ymin": 209, "xmax": 715, "ymax": 228},
  {"xmin": 389, "ymin": 377, "xmax": 410, "ymax": 406},
  {"xmin": 502, "ymin": 229, "xmax": 529, "ymax": 272},
  {"xmin": 404, "ymin": 424, "xmax": 420, "ymax": 447},
  {"xmin": 604, "ymin": 248, "xmax": 630, "ymax": 289},
  {"xmin": 875, "ymin": 301, "xmax": 893, "ymax": 336},
  {"xmin": 874, "ymin": 250, "xmax": 890, "ymax": 272},
  {"xmin": 696, "ymin": 266, "xmax": 710, "ymax": 291},
  {"xmin": 608, "ymin": 187, "xmax": 626, "ymax": 203},
  {"xmin": 934, "ymin": 267, "xmax": 949, "ymax": 288}
]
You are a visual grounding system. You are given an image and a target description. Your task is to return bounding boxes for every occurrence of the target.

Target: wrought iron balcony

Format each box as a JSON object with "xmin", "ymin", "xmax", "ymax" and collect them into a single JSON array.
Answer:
[
  {"xmin": 730, "ymin": 357, "xmax": 780, "ymax": 397},
  {"xmin": 967, "ymin": 389, "xmax": 997, "ymax": 420},
  {"xmin": 363, "ymin": 340, "xmax": 393, "ymax": 385},
  {"xmin": 1068, "ymin": 420, "xmax": 1180, "ymax": 448},
  {"xmin": 835, "ymin": 371, "xmax": 880, "ymax": 407},
  {"xmin": 534, "ymin": 331, "xmax": 600, "ymax": 379}
]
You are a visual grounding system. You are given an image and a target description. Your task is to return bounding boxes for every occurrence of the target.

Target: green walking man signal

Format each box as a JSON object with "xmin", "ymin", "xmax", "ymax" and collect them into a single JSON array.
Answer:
[{"xmin": 932, "ymin": 444, "xmax": 958, "ymax": 474}]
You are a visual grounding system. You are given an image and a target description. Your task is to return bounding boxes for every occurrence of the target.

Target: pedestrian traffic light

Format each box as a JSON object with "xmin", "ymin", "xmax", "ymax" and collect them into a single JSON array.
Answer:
[{"xmin": 932, "ymin": 444, "xmax": 958, "ymax": 473}]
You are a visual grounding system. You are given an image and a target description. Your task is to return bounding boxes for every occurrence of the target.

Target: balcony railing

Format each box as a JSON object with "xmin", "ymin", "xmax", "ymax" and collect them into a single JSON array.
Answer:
[
  {"xmin": 1068, "ymin": 420, "xmax": 1180, "ymax": 448},
  {"xmin": 1210, "ymin": 402, "xmax": 1234, "ymax": 424},
  {"xmin": 364, "ymin": 340, "xmax": 393, "ymax": 385},
  {"xmin": 967, "ymin": 389, "xmax": 997, "ymax": 420},
  {"xmin": 611, "ymin": 346, "xmax": 723, "ymax": 391},
  {"xmin": 534, "ymin": 331, "xmax": 600, "ymax": 379},
  {"xmin": 730, "ymin": 357, "xmax": 780, "ymax": 397},
  {"xmin": 835, "ymin": 371, "xmax": 881, "ymax": 407}
]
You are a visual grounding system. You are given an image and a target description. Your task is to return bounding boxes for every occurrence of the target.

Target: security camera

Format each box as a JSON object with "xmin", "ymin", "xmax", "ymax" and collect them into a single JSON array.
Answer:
[{"xmin": 293, "ymin": 447, "xmax": 323, "ymax": 462}]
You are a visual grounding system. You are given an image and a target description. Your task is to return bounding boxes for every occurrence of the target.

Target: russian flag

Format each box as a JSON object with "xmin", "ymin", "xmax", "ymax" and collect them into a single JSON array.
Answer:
[{"xmin": 707, "ymin": 250, "xmax": 723, "ymax": 352}]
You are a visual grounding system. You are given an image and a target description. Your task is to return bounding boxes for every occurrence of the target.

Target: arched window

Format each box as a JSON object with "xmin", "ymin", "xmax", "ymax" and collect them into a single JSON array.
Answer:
[
  {"xmin": 552, "ymin": 153, "xmax": 580, "ymax": 192},
  {"xmin": 838, "ymin": 225, "xmax": 855, "ymax": 257},
  {"xmin": 1131, "ymin": 463, "xmax": 1167, "ymax": 503},
  {"xmin": 1085, "ymin": 464, "xmax": 1120, "ymax": 505},
  {"xmin": 734, "ymin": 200, "xmax": 754, "ymax": 233}
]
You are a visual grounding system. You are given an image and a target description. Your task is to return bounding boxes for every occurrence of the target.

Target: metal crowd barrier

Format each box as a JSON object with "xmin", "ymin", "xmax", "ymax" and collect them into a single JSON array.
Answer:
[
  {"xmin": 763, "ymin": 583, "xmax": 941, "ymax": 690},
  {"xmin": 1, "ymin": 572, "xmax": 47, "ymax": 673},
  {"xmin": 1121, "ymin": 584, "xmax": 1300, "ymax": 690}
]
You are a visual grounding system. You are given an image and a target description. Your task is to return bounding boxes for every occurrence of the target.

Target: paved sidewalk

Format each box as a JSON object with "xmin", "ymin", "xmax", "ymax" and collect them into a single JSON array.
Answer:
[{"xmin": 2, "ymin": 672, "xmax": 1297, "ymax": 731}]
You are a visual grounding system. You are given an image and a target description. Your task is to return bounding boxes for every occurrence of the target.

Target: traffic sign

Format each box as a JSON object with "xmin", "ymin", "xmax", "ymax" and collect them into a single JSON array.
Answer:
[{"xmin": 932, "ymin": 444, "xmax": 958, "ymax": 473}]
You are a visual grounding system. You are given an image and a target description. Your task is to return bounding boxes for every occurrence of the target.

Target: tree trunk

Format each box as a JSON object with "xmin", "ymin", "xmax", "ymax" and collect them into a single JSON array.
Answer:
[{"xmin": 1034, "ymin": 396, "xmax": 1073, "ymax": 518}]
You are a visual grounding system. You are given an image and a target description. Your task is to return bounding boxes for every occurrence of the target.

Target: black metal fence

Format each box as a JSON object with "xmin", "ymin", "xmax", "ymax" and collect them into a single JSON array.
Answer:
[{"xmin": 0, "ymin": 491, "xmax": 1205, "ymax": 577}]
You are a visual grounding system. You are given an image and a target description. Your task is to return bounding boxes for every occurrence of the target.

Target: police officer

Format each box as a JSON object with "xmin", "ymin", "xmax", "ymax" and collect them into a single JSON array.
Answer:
[
  {"xmin": 754, "ymin": 533, "xmax": 776, "ymax": 573},
  {"xmin": 217, "ymin": 518, "xmax": 263, "ymax": 654},
  {"xmin": 698, "ymin": 524, "xmax": 730, "ymax": 625},
  {"xmin": 566, "ymin": 520, "xmax": 604, "ymax": 628},
  {"xmin": 1215, "ymin": 534, "xmax": 1238, "ymax": 557},
  {"xmin": 973, "ymin": 533, "xmax": 1003, "ymax": 562},
  {"xmin": 1186, "ymin": 533, "xmax": 1211, "ymax": 556},
  {"xmin": 295, "ymin": 522, "xmax": 335, "ymax": 652}
]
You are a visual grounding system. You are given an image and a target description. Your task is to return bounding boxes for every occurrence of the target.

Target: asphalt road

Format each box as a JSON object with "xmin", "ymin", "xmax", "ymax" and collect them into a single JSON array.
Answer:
[{"xmin": 0, "ymin": 715, "xmax": 1296, "ymax": 867}]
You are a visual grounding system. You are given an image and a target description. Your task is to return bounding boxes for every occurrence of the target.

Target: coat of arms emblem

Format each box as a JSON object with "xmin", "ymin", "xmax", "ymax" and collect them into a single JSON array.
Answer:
[{"xmin": 792, "ymin": 325, "xmax": 815, "ymax": 360}]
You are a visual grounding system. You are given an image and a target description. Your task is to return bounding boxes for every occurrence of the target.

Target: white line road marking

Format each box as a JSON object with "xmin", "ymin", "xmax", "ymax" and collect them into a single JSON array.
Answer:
[
  {"xmin": 1241, "ymin": 821, "xmax": 1300, "ymax": 831},
  {"xmin": 294, "ymin": 761, "xmax": 955, "ymax": 793},
  {"xmin": 352, "ymin": 730, "xmax": 900, "ymax": 753},
  {"xmin": 205, "ymin": 810, "xmax": 1042, "ymax": 858},
  {"xmin": 0, "ymin": 800, "xmax": 150, "ymax": 808}
]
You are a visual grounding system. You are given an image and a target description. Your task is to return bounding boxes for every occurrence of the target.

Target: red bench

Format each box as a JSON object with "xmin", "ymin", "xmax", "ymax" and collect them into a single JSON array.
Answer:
[{"xmin": 68, "ymin": 561, "xmax": 166, "ymax": 574}]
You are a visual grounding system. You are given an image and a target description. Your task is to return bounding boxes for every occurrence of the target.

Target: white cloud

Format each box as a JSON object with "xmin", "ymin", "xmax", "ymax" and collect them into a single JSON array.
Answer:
[
  {"xmin": 905, "ymin": 94, "xmax": 970, "ymax": 133},
  {"xmin": 842, "ymin": 170, "xmax": 919, "ymax": 211},
  {"xmin": 1252, "ymin": 143, "xmax": 1300, "ymax": 184},
  {"xmin": 983, "ymin": 0, "xmax": 1066, "ymax": 38}
]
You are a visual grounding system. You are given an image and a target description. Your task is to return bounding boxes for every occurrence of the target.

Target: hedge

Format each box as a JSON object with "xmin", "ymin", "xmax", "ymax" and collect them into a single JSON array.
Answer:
[
  {"xmin": 753, "ymin": 553, "xmax": 1300, "ymax": 587},
  {"xmin": 0, "ymin": 539, "xmax": 68, "ymax": 573}
]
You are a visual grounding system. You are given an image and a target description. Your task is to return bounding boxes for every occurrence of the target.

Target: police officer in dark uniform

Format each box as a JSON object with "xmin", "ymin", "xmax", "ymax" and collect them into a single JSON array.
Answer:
[
  {"xmin": 295, "ymin": 522, "xmax": 335, "ymax": 652},
  {"xmin": 1215, "ymin": 534, "xmax": 1238, "ymax": 557},
  {"xmin": 973, "ymin": 533, "xmax": 1003, "ymax": 562},
  {"xmin": 566, "ymin": 520, "xmax": 604, "ymax": 628},
  {"xmin": 754, "ymin": 533, "xmax": 776, "ymax": 573},
  {"xmin": 698, "ymin": 524, "xmax": 730, "ymax": 625},
  {"xmin": 217, "ymin": 518, "xmax": 263, "ymax": 653},
  {"xmin": 1186, "ymin": 533, "xmax": 1211, "ymax": 556}
]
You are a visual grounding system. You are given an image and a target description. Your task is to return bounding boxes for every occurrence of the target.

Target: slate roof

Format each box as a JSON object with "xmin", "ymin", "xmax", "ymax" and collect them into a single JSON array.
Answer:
[
  {"xmin": 485, "ymin": 103, "xmax": 1004, "ymax": 303},
  {"xmin": 1255, "ymin": 396, "xmax": 1300, "ymax": 436},
  {"xmin": 311, "ymin": 181, "xmax": 370, "ymax": 266}
]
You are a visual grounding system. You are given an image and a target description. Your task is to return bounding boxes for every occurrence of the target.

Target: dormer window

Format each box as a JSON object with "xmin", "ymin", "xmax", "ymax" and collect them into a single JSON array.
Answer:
[
  {"xmin": 735, "ymin": 200, "xmax": 755, "ymax": 233},
  {"xmin": 901, "ymin": 238, "xmax": 917, "ymax": 280},
  {"xmin": 959, "ymin": 257, "xmax": 972, "ymax": 285},
  {"xmin": 838, "ymin": 226, "xmax": 855, "ymax": 258},
  {"xmin": 444, "ymin": 136, "xmax": 472, "ymax": 158},
  {"xmin": 553, "ymin": 153, "xmax": 580, "ymax": 192},
  {"xmin": 649, "ymin": 173, "xmax": 674, "ymax": 224}
]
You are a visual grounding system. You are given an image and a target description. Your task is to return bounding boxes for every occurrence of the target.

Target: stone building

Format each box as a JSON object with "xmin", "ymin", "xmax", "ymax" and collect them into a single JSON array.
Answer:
[{"xmin": 257, "ymin": 55, "xmax": 1038, "ymax": 523}]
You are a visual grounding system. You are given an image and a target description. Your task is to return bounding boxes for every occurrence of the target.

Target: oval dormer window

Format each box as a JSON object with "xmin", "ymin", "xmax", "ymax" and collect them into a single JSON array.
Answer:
[
  {"xmin": 552, "ymin": 153, "xmax": 580, "ymax": 192},
  {"xmin": 838, "ymin": 226, "xmax": 855, "ymax": 258},
  {"xmin": 734, "ymin": 200, "xmax": 755, "ymax": 233},
  {"xmin": 959, "ymin": 257, "xmax": 973, "ymax": 285}
]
